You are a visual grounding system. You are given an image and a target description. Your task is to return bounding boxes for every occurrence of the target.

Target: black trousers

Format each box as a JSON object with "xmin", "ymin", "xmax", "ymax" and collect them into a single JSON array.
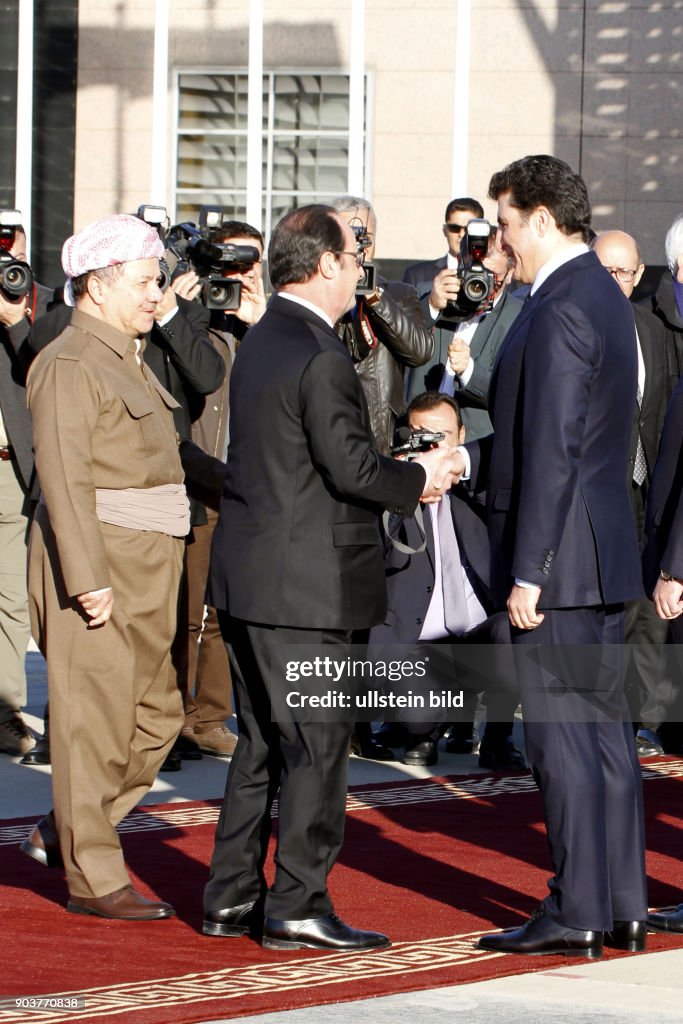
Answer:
[
  {"xmin": 203, "ymin": 615, "xmax": 353, "ymax": 921},
  {"xmin": 513, "ymin": 605, "xmax": 647, "ymax": 931}
]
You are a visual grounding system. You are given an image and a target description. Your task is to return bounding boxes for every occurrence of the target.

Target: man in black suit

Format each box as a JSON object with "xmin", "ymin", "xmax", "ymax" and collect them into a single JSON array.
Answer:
[
  {"xmin": 593, "ymin": 230, "xmax": 673, "ymax": 758},
  {"xmin": 369, "ymin": 391, "xmax": 523, "ymax": 769},
  {"xmin": 404, "ymin": 232, "xmax": 522, "ymax": 441},
  {"xmin": 202, "ymin": 204, "xmax": 462, "ymax": 952},
  {"xmin": 402, "ymin": 196, "xmax": 484, "ymax": 293},
  {"xmin": 458, "ymin": 156, "xmax": 648, "ymax": 958},
  {"xmin": 642, "ymin": 376, "xmax": 683, "ymax": 934}
]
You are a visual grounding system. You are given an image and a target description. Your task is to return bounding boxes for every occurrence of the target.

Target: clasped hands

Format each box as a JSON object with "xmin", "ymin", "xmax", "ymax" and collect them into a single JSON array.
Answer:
[{"xmin": 412, "ymin": 445, "xmax": 466, "ymax": 502}]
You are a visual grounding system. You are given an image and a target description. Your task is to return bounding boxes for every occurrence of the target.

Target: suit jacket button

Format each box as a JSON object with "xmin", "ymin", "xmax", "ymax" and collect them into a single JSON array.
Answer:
[
  {"xmin": 542, "ymin": 568, "xmax": 550, "ymax": 575},
  {"xmin": 416, "ymin": 617, "xmax": 423, "ymax": 624},
  {"xmin": 426, "ymin": 585, "xmax": 433, "ymax": 593}
]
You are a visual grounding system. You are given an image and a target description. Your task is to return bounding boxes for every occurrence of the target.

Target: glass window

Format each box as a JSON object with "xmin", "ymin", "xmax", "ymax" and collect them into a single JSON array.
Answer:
[{"xmin": 174, "ymin": 70, "xmax": 368, "ymax": 239}]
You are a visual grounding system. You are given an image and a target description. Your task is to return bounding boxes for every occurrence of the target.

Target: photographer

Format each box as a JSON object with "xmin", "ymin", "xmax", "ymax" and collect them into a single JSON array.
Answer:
[
  {"xmin": 331, "ymin": 196, "xmax": 433, "ymax": 456},
  {"xmin": 0, "ymin": 215, "xmax": 55, "ymax": 758},
  {"xmin": 406, "ymin": 221, "xmax": 523, "ymax": 441},
  {"xmin": 176, "ymin": 220, "xmax": 265, "ymax": 760}
]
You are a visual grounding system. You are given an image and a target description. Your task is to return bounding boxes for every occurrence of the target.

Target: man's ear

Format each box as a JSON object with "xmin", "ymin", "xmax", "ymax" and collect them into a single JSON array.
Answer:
[
  {"xmin": 319, "ymin": 250, "xmax": 339, "ymax": 281},
  {"xmin": 633, "ymin": 263, "xmax": 645, "ymax": 289},
  {"xmin": 86, "ymin": 274, "xmax": 107, "ymax": 307},
  {"xmin": 533, "ymin": 205, "xmax": 553, "ymax": 237}
]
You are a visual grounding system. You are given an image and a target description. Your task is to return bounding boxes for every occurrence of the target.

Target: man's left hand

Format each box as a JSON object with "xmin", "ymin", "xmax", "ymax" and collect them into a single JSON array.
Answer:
[
  {"xmin": 235, "ymin": 275, "xmax": 266, "ymax": 325},
  {"xmin": 77, "ymin": 587, "xmax": 113, "ymax": 627},
  {"xmin": 507, "ymin": 583, "xmax": 544, "ymax": 630}
]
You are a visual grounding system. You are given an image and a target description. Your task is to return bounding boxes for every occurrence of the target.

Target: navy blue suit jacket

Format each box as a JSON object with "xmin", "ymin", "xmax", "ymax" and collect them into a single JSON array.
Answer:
[
  {"xmin": 469, "ymin": 250, "xmax": 643, "ymax": 610},
  {"xmin": 369, "ymin": 486, "xmax": 491, "ymax": 644}
]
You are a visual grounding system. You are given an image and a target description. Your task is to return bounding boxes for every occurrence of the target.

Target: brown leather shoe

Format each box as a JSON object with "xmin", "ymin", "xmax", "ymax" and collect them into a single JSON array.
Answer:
[
  {"xmin": 20, "ymin": 812, "xmax": 63, "ymax": 868},
  {"xmin": 67, "ymin": 885, "xmax": 175, "ymax": 920}
]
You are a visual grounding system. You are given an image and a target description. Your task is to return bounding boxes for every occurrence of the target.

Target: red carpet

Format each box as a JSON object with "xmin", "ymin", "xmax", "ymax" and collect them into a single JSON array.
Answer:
[{"xmin": 1, "ymin": 758, "xmax": 682, "ymax": 1024}]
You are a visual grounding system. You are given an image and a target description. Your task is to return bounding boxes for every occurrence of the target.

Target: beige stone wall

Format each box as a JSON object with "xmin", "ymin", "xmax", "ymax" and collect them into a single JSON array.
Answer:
[{"xmin": 74, "ymin": 0, "xmax": 683, "ymax": 264}]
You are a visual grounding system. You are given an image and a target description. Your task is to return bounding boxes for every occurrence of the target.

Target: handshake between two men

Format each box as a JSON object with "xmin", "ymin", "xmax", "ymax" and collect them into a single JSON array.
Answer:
[{"xmin": 403, "ymin": 442, "xmax": 466, "ymax": 503}]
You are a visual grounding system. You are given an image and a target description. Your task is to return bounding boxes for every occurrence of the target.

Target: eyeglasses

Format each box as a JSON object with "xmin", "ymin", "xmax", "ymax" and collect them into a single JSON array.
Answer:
[
  {"xmin": 336, "ymin": 250, "xmax": 364, "ymax": 267},
  {"xmin": 606, "ymin": 266, "xmax": 638, "ymax": 283},
  {"xmin": 445, "ymin": 223, "xmax": 467, "ymax": 234}
]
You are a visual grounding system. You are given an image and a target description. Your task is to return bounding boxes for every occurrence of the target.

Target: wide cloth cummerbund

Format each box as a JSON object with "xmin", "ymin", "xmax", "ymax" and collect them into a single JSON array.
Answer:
[{"xmin": 94, "ymin": 483, "xmax": 190, "ymax": 537}]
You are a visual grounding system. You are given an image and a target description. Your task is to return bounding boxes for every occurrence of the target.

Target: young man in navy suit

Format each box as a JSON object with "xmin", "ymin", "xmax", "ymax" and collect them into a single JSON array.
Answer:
[{"xmin": 456, "ymin": 156, "xmax": 648, "ymax": 958}]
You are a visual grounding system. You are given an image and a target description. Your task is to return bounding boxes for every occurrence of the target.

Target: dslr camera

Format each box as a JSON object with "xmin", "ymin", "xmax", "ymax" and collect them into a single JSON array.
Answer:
[
  {"xmin": 0, "ymin": 210, "xmax": 33, "ymax": 301},
  {"xmin": 350, "ymin": 222, "xmax": 377, "ymax": 296},
  {"xmin": 444, "ymin": 218, "xmax": 496, "ymax": 320},
  {"xmin": 145, "ymin": 205, "xmax": 260, "ymax": 311},
  {"xmin": 391, "ymin": 425, "xmax": 445, "ymax": 459}
]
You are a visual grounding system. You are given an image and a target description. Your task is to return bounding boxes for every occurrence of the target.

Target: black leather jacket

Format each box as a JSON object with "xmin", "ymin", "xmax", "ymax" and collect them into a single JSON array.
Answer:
[
  {"xmin": 649, "ymin": 271, "xmax": 683, "ymax": 385},
  {"xmin": 336, "ymin": 277, "xmax": 433, "ymax": 455}
]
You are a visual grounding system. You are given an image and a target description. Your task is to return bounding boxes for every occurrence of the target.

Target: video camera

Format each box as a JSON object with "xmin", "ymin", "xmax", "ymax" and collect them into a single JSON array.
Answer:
[
  {"xmin": 139, "ymin": 204, "xmax": 260, "ymax": 311},
  {"xmin": 391, "ymin": 426, "xmax": 445, "ymax": 459},
  {"xmin": 0, "ymin": 210, "xmax": 33, "ymax": 301},
  {"xmin": 350, "ymin": 222, "xmax": 377, "ymax": 296},
  {"xmin": 444, "ymin": 218, "xmax": 496, "ymax": 320}
]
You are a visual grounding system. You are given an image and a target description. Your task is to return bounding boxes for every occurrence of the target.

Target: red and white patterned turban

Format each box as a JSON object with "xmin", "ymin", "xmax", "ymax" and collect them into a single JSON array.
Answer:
[{"xmin": 62, "ymin": 214, "xmax": 164, "ymax": 305}]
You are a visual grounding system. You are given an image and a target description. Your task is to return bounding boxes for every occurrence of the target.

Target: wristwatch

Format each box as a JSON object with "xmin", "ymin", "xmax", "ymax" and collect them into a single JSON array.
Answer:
[{"xmin": 659, "ymin": 570, "xmax": 682, "ymax": 582}]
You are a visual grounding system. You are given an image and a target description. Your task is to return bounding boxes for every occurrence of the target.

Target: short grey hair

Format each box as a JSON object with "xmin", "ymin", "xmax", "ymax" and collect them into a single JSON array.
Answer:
[
  {"xmin": 665, "ymin": 213, "xmax": 683, "ymax": 273},
  {"xmin": 330, "ymin": 195, "xmax": 374, "ymax": 217}
]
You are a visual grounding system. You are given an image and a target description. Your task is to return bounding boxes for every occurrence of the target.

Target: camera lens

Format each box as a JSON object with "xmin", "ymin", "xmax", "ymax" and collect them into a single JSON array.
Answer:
[
  {"xmin": 0, "ymin": 261, "xmax": 31, "ymax": 298},
  {"xmin": 462, "ymin": 275, "xmax": 489, "ymax": 302}
]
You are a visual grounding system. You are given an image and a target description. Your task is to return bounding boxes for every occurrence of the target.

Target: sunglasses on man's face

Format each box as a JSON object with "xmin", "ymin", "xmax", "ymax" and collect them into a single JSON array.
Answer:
[{"xmin": 445, "ymin": 223, "xmax": 467, "ymax": 234}]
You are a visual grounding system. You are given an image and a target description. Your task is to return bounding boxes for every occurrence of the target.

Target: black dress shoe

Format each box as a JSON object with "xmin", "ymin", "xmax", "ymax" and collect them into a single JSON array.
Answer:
[
  {"xmin": 20, "ymin": 812, "xmax": 63, "ymax": 868},
  {"xmin": 21, "ymin": 734, "xmax": 51, "ymax": 765},
  {"xmin": 349, "ymin": 734, "xmax": 395, "ymax": 761},
  {"xmin": 477, "ymin": 908, "xmax": 603, "ymax": 958},
  {"xmin": 262, "ymin": 912, "xmax": 391, "ymax": 952},
  {"xmin": 159, "ymin": 747, "xmax": 182, "ymax": 772},
  {"xmin": 647, "ymin": 904, "xmax": 683, "ymax": 933},
  {"xmin": 203, "ymin": 902, "xmax": 257, "ymax": 937},
  {"xmin": 479, "ymin": 740, "xmax": 526, "ymax": 771},
  {"xmin": 604, "ymin": 920, "xmax": 647, "ymax": 951},
  {"xmin": 402, "ymin": 739, "xmax": 438, "ymax": 767},
  {"xmin": 635, "ymin": 731, "xmax": 664, "ymax": 757}
]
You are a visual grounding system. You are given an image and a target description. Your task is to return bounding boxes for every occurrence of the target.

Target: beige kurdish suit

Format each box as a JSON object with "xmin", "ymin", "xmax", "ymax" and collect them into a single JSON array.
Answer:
[{"xmin": 27, "ymin": 308, "xmax": 186, "ymax": 899}]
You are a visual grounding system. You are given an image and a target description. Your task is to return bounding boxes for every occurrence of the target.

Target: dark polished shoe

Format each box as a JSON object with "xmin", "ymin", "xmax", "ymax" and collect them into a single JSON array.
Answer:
[
  {"xmin": 175, "ymin": 727, "xmax": 203, "ymax": 761},
  {"xmin": 203, "ymin": 901, "xmax": 257, "ymax": 937},
  {"xmin": 445, "ymin": 725, "xmax": 477, "ymax": 754},
  {"xmin": 604, "ymin": 920, "xmax": 647, "ymax": 951},
  {"xmin": 159, "ymin": 747, "xmax": 182, "ymax": 772},
  {"xmin": 477, "ymin": 908, "xmax": 603, "ymax": 958},
  {"xmin": 479, "ymin": 740, "xmax": 527, "ymax": 771},
  {"xmin": 20, "ymin": 733, "xmax": 51, "ymax": 765},
  {"xmin": 262, "ymin": 912, "xmax": 391, "ymax": 952},
  {"xmin": 636, "ymin": 730, "xmax": 665, "ymax": 758},
  {"xmin": 67, "ymin": 884, "xmax": 175, "ymax": 920},
  {"xmin": 349, "ymin": 734, "xmax": 395, "ymax": 761},
  {"xmin": 20, "ymin": 813, "xmax": 63, "ymax": 868},
  {"xmin": 647, "ymin": 904, "xmax": 683, "ymax": 933},
  {"xmin": 402, "ymin": 739, "xmax": 437, "ymax": 767}
]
